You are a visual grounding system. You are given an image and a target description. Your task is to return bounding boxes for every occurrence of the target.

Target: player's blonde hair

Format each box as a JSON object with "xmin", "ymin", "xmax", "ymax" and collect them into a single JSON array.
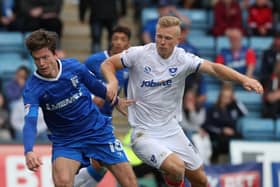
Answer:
[{"xmin": 156, "ymin": 16, "xmax": 181, "ymax": 36}]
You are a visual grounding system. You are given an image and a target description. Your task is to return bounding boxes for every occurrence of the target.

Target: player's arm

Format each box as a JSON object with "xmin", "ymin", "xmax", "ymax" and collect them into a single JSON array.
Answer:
[
  {"xmin": 101, "ymin": 53, "xmax": 124, "ymax": 104},
  {"xmin": 23, "ymin": 104, "xmax": 43, "ymax": 172},
  {"xmin": 199, "ymin": 60, "xmax": 263, "ymax": 94},
  {"xmin": 80, "ymin": 63, "xmax": 121, "ymax": 106},
  {"xmin": 80, "ymin": 66, "xmax": 107, "ymax": 100}
]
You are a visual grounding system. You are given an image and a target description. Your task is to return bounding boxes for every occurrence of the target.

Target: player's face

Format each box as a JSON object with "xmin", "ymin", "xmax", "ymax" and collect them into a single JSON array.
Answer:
[
  {"xmin": 111, "ymin": 32, "xmax": 130, "ymax": 54},
  {"xmin": 156, "ymin": 25, "xmax": 180, "ymax": 59},
  {"xmin": 32, "ymin": 47, "xmax": 58, "ymax": 78}
]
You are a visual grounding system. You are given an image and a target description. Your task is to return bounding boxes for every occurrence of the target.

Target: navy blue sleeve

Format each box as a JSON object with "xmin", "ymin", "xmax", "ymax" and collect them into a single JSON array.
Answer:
[
  {"xmin": 79, "ymin": 63, "xmax": 107, "ymax": 100},
  {"xmin": 23, "ymin": 104, "xmax": 39, "ymax": 155}
]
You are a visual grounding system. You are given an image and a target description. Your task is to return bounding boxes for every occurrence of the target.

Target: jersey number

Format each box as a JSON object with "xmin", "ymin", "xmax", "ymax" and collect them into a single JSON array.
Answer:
[{"xmin": 109, "ymin": 139, "xmax": 123, "ymax": 152}]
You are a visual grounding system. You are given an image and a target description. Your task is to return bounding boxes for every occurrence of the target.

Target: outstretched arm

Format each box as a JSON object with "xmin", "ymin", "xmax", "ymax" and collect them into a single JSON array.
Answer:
[{"xmin": 199, "ymin": 60, "xmax": 263, "ymax": 94}]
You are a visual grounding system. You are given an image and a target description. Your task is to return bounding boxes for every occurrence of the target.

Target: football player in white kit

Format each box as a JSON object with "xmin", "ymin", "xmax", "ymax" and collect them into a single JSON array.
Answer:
[{"xmin": 101, "ymin": 16, "xmax": 264, "ymax": 187}]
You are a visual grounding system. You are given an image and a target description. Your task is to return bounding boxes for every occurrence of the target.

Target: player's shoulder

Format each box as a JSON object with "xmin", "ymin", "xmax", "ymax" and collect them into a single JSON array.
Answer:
[
  {"xmin": 60, "ymin": 58, "xmax": 84, "ymax": 71},
  {"xmin": 23, "ymin": 75, "xmax": 42, "ymax": 96},
  {"xmin": 140, "ymin": 43, "xmax": 157, "ymax": 54},
  {"xmin": 144, "ymin": 18, "xmax": 158, "ymax": 28},
  {"xmin": 61, "ymin": 58, "xmax": 80, "ymax": 66},
  {"xmin": 173, "ymin": 46, "xmax": 191, "ymax": 59},
  {"xmin": 84, "ymin": 51, "xmax": 107, "ymax": 65}
]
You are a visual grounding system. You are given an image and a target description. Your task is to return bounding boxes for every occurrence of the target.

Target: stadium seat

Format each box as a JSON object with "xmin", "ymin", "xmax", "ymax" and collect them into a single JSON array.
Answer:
[
  {"xmin": 206, "ymin": 89, "xmax": 219, "ymax": 104},
  {"xmin": 275, "ymin": 119, "xmax": 280, "ymax": 140},
  {"xmin": 249, "ymin": 37, "xmax": 273, "ymax": 75},
  {"xmin": 188, "ymin": 35, "xmax": 216, "ymax": 60},
  {"xmin": 238, "ymin": 117, "xmax": 275, "ymax": 140},
  {"xmin": 188, "ymin": 29, "xmax": 207, "ymax": 37},
  {"xmin": 235, "ymin": 90, "xmax": 262, "ymax": 116},
  {"xmin": 0, "ymin": 53, "xmax": 30, "ymax": 75},
  {"xmin": 204, "ymin": 74, "xmax": 221, "ymax": 91},
  {"xmin": 179, "ymin": 9, "xmax": 210, "ymax": 30},
  {"xmin": 249, "ymin": 36, "xmax": 273, "ymax": 52},
  {"xmin": 216, "ymin": 36, "xmax": 249, "ymax": 54},
  {"xmin": 141, "ymin": 8, "xmax": 158, "ymax": 26},
  {"xmin": 141, "ymin": 8, "xmax": 211, "ymax": 32},
  {"xmin": 0, "ymin": 31, "xmax": 24, "ymax": 52},
  {"xmin": 235, "ymin": 90, "xmax": 262, "ymax": 105}
]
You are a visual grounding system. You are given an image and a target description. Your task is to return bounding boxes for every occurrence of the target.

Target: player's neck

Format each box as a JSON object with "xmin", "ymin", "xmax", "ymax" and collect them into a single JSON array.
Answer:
[{"xmin": 52, "ymin": 60, "xmax": 60, "ymax": 77}]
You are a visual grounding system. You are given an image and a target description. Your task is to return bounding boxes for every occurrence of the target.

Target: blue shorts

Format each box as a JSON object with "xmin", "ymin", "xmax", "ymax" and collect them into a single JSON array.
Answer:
[{"xmin": 52, "ymin": 138, "xmax": 128, "ymax": 167}]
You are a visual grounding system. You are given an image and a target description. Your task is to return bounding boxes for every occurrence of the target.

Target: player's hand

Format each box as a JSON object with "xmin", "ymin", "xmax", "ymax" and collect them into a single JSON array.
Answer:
[
  {"xmin": 25, "ymin": 151, "xmax": 43, "ymax": 172},
  {"xmin": 106, "ymin": 83, "xmax": 118, "ymax": 105},
  {"xmin": 116, "ymin": 97, "xmax": 136, "ymax": 116},
  {"xmin": 242, "ymin": 77, "xmax": 263, "ymax": 94}
]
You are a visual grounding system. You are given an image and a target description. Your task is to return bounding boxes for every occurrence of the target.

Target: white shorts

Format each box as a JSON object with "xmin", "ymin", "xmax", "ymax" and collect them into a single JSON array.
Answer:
[{"xmin": 131, "ymin": 128, "xmax": 203, "ymax": 170}]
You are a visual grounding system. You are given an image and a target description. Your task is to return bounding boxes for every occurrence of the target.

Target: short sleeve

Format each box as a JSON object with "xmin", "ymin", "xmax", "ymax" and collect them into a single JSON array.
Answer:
[
  {"xmin": 23, "ymin": 81, "xmax": 40, "ymax": 106},
  {"xmin": 181, "ymin": 52, "xmax": 204, "ymax": 74},
  {"xmin": 120, "ymin": 46, "xmax": 144, "ymax": 68}
]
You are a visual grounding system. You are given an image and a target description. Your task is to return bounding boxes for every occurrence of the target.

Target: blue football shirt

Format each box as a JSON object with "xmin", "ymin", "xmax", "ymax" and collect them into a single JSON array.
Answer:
[{"xmin": 23, "ymin": 58, "xmax": 111, "ymax": 153}]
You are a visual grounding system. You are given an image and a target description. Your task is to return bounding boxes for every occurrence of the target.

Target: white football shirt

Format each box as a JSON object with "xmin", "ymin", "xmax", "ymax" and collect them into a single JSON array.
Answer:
[{"xmin": 121, "ymin": 43, "xmax": 204, "ymax": 137}]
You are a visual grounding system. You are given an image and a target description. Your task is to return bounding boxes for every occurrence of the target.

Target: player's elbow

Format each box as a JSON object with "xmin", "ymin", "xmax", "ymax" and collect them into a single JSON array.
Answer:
[{"xmin": 101, "ymin": 59, "xmax": 115, "ymax": 73}]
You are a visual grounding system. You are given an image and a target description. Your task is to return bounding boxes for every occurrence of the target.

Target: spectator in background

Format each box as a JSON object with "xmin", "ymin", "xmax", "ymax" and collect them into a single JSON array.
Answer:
[
  {"xmin": 262, "ymin": 60, "xmax": 280, "ymax": 119},
  {"xmin": 10, "ymin": 97, "xmax": 48, "ymax": 142},
  {"xmin": 212, "ymin": 0, "xmax": 244, "ymax": 36},
  {"xmin": 4, "ymin": 66, "xmax": 30, "ymax": 108},
  {"xmin": 202, "ymin": 83, "xmax": 246, "ymax": 163},
  {"xmin": 180, "ymin": 88, "xmax": 206, "ymax": 138},
  {"xmin": 179, "ymin": 87, "xmax": 212, "ymax": 165},
  {"xmin": 247, "ymin": 0, "xmax": 274, "ymax": 36},
  {"xmin": 0, "ymin": 0, "xmax": 18, "ymax": 30},
  {"xmin": 182, "ymin": 0, "xmax": 203, "ymax": 9},
  {"xmin": 141, "ymin": 0, "xmax": 190, "ymax": 44},
  {"xmin": 0, "ymin": 0, "xmax": 26, "ymax": 31},
  {"xmin": 79, "ymin": 0, "xmax": 127, "ymax": 53},
  {"xmin": 132, "ymin": 0, "xmax": 155, "ymax": 22},
  {"xmin": 260, "ymin": 32, "xmax": 280, "ymax": 85},
  {"xmin": 185, "ymin": 73, "xmax": 207, "ymax": 108},
  {"xmin": 272, "ymin": 0, "xmax": 280, "ymax": 23},
  {"xmin": 0, "ymin": 92, "xmax": 11, "ymax": 141},
  {"xmin": 216, "ymin": 28, "xmax": 256, "ymax": 77},
  {"xmin": 17, "ymin": 0, "xmax": 63, "ymax": 39},
  {"xmin": 178, "ymin": 22, "xmax": 199, "ymax": 55},
  {"xmin": 240, "ymin": 0, "xmax": 255, "ymax": 9}
]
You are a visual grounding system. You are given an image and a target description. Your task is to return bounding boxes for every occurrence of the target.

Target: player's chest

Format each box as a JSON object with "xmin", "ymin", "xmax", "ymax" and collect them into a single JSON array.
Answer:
[
  {"xmin": 40, "ymin": 76, "xmax": 82, "ymax": 103},
  {"xmin": 134, "ymin": 59, "xmax": 182, "ymax": 80}
]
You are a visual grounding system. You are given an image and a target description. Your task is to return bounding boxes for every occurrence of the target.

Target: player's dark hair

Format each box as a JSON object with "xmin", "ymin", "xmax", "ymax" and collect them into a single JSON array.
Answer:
[
  {"xmin": 25, "ymin": 29, "xmax": 58, "ymax": 54},
  {"xmin": 112, "ymin": 25, "xmax": 131, "ymax": 39}
]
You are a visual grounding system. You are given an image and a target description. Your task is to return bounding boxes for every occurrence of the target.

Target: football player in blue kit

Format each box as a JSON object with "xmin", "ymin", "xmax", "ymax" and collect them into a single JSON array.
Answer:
[
  {"xmin": 22, "ymin": 29, "xmax": 137, "ymax": 187},
  {"xmin": 84, "ymin": 25, "xmax": 130, "ymax": 116},
  {"xmin": 74, "ymin": 25, "xmax": 131, "ymax": 187}
]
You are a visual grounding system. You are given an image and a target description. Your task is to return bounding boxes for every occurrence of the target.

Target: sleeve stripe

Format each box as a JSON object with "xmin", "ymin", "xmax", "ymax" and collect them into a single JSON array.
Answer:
[
  {"xmin": 195, "ymin": 63, "xmax": 201, "ymax": 73},
  {"xmin": 121, "ymin": 57, "xmax": 127, "ymax": 68}
]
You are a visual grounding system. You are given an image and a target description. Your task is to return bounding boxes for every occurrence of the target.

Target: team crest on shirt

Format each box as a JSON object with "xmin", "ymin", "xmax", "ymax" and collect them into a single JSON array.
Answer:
[
  {"xmin": 24, "ymin": 104, "xmax": 30, "ymax": 116},
  {"xmin": 70, "ymin": 75, "xmax": 79, "ymax": 87},
  {"xmin": 144, "ymin": 66, "xmax": 152, "ymax": 74},
  {"xmin": 169, "ymin": 67, "xmax": 177, "ymax": 77},
  {"xmin": 150, "ymin": 154, "xmax": 157, "ymax": 164}
]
